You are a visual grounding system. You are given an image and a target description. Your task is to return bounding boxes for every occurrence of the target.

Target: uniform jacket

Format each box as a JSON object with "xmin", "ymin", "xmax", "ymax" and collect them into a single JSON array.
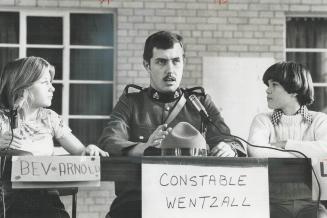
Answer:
[
  {"xmin": 98, "ymin": 85, "xmax": 244, "ymax": 218},
  {"xmin": 99, "ymin": 86, "xmax": 235, "ymax": 156}
]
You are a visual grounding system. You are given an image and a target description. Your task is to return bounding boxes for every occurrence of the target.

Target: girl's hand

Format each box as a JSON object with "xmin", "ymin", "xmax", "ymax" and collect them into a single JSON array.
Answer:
[
  {"xmin": 0, "ymin": 132, "xmax": 24, "ymax": 150},
  {"xmin": 83, "ymin": 144, "xmax": 109, "ymax": 157}
]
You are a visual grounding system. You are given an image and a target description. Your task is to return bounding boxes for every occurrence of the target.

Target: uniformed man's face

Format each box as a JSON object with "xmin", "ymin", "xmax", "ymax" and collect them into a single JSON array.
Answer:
[{"xmin": 145, "ymin": 43, "xmax": 184, "ymax": 93}]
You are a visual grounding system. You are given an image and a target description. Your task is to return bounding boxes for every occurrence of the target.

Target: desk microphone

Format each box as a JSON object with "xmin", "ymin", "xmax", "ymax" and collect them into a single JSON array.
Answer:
[
  {"xmin": 188, "ymin": 94, "xmax": 211, "ymax": 121},
  {"xmin": 10, "ymin": 109, "xmax": 18, "ymax": 129}
]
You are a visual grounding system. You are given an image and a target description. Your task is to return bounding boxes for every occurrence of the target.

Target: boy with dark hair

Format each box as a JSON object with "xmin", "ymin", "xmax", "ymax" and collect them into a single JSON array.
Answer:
[{"xmin": 248, "ymin": 61, "xmax": 327, "ymax": 218}]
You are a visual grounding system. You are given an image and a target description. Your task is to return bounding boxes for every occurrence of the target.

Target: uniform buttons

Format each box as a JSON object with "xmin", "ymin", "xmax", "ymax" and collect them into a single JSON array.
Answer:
[{"xmin": 165, "ymin": 106, "xmax": 170, "ymax": 111}]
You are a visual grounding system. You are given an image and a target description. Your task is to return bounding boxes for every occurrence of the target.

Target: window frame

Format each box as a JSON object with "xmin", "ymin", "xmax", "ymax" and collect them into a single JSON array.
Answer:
[
  {"xmin": 285, "ymin": 14, "xmax": 327, "ymax": 89},
  {"xmin": 0, "ymin": 8, "xmax": 116, "ymax": 125}
]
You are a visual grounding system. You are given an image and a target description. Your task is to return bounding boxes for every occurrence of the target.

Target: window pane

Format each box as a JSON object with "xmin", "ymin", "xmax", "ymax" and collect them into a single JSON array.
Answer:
[
  {"xmin": 286, "ymin": 52, "xmax": 327, "ymax": 83},
  {"xmin": 70, "ymin": 13, "xmax": 114, "ymax": 46},
  {"xmin": 309, "ymin": 87, "xmax": 327, "ymax": 113},
  {"xmin": 49, "ymin": 83, "xmax": 62, "ymax": 114},
  {"xmin": 70, "ymin": 49, "xmax": 113, "ymax": 80},
  {"xmin": 69, "ymin": 119, "xmax": 109, "ymax": 145},
  {"xmin": 27, "ymin": 16, "xmax": 63, "ymax": 45},
  {"xmin": 0, "ymin": 48, "xmax": 19, "ymax": 72},
  {"xmin": 286, "ymin": 17, "xmax": 327, "ymax": 48},
  {"xmin": 0, "ymin": 12, "xmax": 19, "ymax": 43},
  {"xmin": 27, "ymin": 48, "xmax": 63, "ymax": 80},
  {"xmin": 69, "ymin": 84, "xmax": 113, "ymax": 115}
]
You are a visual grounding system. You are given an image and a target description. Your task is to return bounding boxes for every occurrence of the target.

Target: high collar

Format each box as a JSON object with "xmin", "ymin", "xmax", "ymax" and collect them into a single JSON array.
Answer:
[
  {"xmin": 271, "ymin": 105, "xmax": 312, "ymax": 126},
  {"xmin": 147, "ymin": 86, "xmax": 182, "ymax": 103}
]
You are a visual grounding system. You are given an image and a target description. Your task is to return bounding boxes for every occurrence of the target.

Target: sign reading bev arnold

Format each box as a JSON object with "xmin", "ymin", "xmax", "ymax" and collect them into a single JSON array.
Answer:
[
  {"xmin": 142, "ymin": 161, "xmax": 269, "ymax": 218},
  {"xmin": 11, "ymin": 156, "xmax": 100, "ymax": 188}
]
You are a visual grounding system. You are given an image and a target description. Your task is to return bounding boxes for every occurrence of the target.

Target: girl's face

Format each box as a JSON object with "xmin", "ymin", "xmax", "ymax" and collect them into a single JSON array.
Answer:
[
  {"xmin": 266, "ymin": 79, "xmax": 297, "ymax": 111},
  {"xmin": 28, "ymin": 68, "xmax": 55, "ymax": 109}
]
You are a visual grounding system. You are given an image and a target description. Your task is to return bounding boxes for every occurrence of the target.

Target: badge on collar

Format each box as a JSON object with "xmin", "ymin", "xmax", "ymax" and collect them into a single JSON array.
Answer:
[
  {"xmin": 174, "ymin": 91, "xmax": 180, "ymax": 98},
  {"xmin": 153, "ymin": 92, "xmax": 160, "ymax": 100},
  {"xmin": 149, "ymin": 87, "xmax": 181, "ymax": 102}
]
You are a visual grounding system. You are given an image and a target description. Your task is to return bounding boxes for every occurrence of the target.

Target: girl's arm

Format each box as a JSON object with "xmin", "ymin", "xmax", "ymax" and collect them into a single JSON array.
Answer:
[
  {"xmin": 49, "ymin": 109, "xmax": 109, "ymax": 156},
  {"xmin": 57, "ymin": 132, "xmax": 109, "ymax": 156}
]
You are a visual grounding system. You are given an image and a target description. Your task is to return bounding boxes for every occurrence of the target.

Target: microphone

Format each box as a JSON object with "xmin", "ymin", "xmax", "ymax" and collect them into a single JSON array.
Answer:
[
  {"xmin": 10, "ymin": 109, "xmax": 18, "ymax": 129},
  {"xmin": 188, "ymin": 94, "xmax": 211, "ymax": 121},
  {"xmin": 188, "ymin": 94, "xmax": 251, "ymax": 157}
]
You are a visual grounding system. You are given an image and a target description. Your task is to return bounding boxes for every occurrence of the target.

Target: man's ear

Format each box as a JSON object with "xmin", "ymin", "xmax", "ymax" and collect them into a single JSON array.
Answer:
[{"xmin": 143, "ymin": 60, "xmax": 151, "ymax": 72}]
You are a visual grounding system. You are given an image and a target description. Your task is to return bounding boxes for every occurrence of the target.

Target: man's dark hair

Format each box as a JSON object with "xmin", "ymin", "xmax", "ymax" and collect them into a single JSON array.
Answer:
[
  {"xmin": 263, "ymin": 61, "xmax": 314, "ymax": 105},
  {"xmin": 143, "ymin": 31, "xmax": 184, "ymax": 63}
]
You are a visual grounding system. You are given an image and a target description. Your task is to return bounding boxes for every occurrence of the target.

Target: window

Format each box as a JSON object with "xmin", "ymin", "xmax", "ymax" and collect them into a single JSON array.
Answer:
[
  {"xmin": 0, "ymin": 10, "xmax": 115, "ymax": 145},
  {"xmin": 0, "ymin": 12, "xmax": 19, "ymax": 71},
  {"xmin": 286, "ymin": 17, "xmax": 327, "ymax": 112}
]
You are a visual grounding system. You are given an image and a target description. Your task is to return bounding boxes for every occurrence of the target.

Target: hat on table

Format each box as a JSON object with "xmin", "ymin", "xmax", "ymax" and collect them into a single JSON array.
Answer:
[{"xmin": 161, "ymin": 122, "xmax": 207, "ymax": 156}]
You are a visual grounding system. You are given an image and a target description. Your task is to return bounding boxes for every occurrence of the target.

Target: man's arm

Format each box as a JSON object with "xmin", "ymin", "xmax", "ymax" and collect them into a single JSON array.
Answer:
[
  {"xmin": 98, "ymin": 94, "xmax": 137, "ymax": 156},
  {"xmin": 127, "ymin": 124, "xmax": 172, "ymax": 156},
  {"xmin": 98, "ymin": 94, "xmax": 171, "ymax": 157}
]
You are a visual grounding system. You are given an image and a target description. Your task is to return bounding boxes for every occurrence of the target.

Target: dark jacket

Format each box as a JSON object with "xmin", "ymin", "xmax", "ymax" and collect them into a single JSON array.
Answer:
[{"xmin": 98, "ymin": 85, "xmax": 244, "ymax": 218}]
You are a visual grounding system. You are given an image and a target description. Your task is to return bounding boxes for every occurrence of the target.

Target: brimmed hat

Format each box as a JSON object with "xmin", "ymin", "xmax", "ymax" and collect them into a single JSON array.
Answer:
[{"xmin": 161, "ymin": 122, "xmax": 207, "ymax": 156}]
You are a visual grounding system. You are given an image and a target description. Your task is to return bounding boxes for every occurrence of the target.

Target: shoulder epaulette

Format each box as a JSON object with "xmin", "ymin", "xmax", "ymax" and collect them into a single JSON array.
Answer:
[
  {"xmin": 124, "ymin": 84, "xmax": 145, "ymax": 95},
  {"xmin": 183, "ymin": 86, "xmax": 206, "ymax": 96}
]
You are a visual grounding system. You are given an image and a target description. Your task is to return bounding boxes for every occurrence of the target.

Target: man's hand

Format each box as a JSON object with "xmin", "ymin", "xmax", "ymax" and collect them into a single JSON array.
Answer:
[
  {"xmin": 209, "ymin": 142, "xmax": 236, "ymax": 157},
  {"xmin": 145, "ymin": 124, "xmax": 172, "ymax": 149},
  {"xmin": 271, "ymin": 141, "xmax": 287, "ymax": 149}
]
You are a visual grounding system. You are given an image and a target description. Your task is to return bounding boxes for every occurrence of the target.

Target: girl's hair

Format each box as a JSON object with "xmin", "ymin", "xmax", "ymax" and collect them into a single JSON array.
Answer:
[
  {"xmin": 263, "ymin": 61, "xmax": 314, "ymax": 106},
  {"xmin": 0, "ymin": 56, "xmax": 55, "ymax": 110}
]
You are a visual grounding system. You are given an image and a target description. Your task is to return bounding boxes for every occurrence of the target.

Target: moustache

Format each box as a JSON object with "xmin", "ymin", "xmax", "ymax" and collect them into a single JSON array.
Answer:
[{"xmin": 163, "ymin": 75, "xmax": 176, "ymax": 81}]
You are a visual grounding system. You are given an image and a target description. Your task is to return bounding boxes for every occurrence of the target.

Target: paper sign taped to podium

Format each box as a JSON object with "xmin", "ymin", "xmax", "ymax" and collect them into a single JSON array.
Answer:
[
  {"xmin": 142, "ymin": 161, "xmax": 269, "ymax": 218},
  {"xmin": 11, "ymin": 156, "xmax": 100, "ymax": 182},
  {"xmin": 312, "ymin": 158, "xmax": 327, "ymax": 200}
]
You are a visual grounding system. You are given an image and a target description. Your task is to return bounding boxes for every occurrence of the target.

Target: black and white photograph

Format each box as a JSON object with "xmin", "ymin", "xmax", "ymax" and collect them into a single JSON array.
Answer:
[{"xmin": 0, "ymin": 0, "xmax": 327, "ymax": 217}]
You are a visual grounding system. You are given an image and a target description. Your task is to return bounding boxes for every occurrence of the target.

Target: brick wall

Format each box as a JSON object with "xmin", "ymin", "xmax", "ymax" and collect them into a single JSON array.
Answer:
[
  {"xmin": 103, "ymin": 0, "xmax": 324, "ymax": 100},
  {"xmin": 0, "ymin": 0, "xmax": 326, "ymax": 217},
  {"xmin": 1, "ymin": 0, "xmax": 326, "ymax": 100},
  {"xmin": 60, "ymin": 182, "xmax": 116, "ymax": 218}
]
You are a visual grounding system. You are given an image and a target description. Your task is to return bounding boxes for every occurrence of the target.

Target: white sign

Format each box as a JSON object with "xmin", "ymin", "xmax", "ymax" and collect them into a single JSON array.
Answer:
[
  {"xmin": 11, "ymin": 156, "xmax": 100, "ymax": 188},
  {"xmin": 203, "ymin": 57, "xmax": 274, "ymax": 138},
  {"xmin": 142, "ymin": 163, "xmax": 269, "ymax": 218},
  {"xmin": 312, "ymin": 158, "xmax": 327, "ymax": 200}
]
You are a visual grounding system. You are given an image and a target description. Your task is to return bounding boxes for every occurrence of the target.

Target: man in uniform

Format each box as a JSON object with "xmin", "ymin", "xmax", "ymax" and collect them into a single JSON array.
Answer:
[{"xmin": 98, "ymin": 31, "xmax": 245, "ymax": 218}]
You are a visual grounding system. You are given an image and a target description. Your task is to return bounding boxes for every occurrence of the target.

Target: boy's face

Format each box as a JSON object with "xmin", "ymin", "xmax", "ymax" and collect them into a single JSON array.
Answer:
[
  {"xmin": 266, "ymin": 79, "xmax": 297, "ymax": 111},
  {"xmin": 28, "ymin": 69, "xmax": 55, "ymax": 108},
  {"xmin": 144, "ymin": 43, "xmax": 184, "ymax": 93}
]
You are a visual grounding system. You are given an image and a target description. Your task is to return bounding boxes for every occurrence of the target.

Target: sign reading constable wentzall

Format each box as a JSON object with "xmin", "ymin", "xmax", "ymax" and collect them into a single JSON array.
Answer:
[
  {"xmin": 11, "ymin": 156, "xmax": 100, "ymax": 182},
  {"xmin": 142, "ymin": 161, "xmax": 269, "ymax": 218}
]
